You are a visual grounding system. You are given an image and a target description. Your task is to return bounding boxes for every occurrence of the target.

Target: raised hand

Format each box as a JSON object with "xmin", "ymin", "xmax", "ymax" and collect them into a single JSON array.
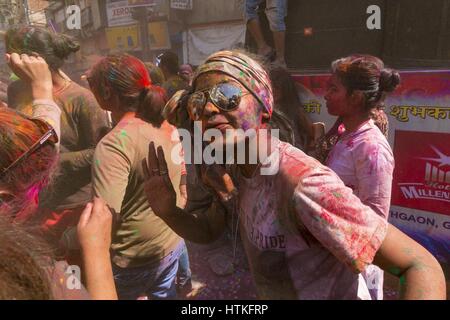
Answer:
[
  {"xmin": 5, "ymin": 53, "xmax": 53, "ymax": 100},
  {"xmin": 142, "ymin": 142, "xmax": 177, "ymax": 217}
]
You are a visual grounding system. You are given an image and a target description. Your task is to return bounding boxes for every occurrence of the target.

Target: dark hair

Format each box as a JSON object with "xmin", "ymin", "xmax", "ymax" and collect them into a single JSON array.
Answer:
[
  {"xmin": 145, "ymin": 62, "xmax": 165, "ymax": 86},
  {"xmin": 0, "ymin": 214, "xmax": 54, "ymax": 299},
  {"xmin": 159, "ymin": 51, "xmax": 180, "ymax": 75},
  {"xmin": 331, "ymin": 54, "xmax": 400, "ymax": 111},
  {"xmin": 269, "ymin": 67, "xmax": 314, "ymax": 150},
  {"xmin": 88, "ymin": 54, "xmax": 167, "ymax": 126},
  {"xmin": 5, "ymin": 25, "xmax": 80, "ymax": 70}
]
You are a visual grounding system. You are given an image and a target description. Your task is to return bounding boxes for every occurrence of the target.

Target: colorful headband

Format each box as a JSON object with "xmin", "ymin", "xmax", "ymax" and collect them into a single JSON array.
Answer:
[{"xmin": 192, "ymin": 51, "xmax": 273, "ymax": 116}]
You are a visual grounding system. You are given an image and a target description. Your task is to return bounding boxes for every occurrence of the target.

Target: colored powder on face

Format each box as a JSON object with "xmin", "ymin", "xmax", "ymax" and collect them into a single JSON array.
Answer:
[{"xmin": 241, "ymin": 120, "xmax": 250, "ymax": 131}]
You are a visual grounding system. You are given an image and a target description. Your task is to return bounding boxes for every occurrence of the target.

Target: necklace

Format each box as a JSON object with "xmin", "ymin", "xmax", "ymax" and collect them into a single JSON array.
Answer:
[
  {"xmin": 53, "ymin": 71, "xmax": 72, "ymax": 96},
  {"xmin": 53, "ymin": 79, "xmax": 71, "ymax": 96}
]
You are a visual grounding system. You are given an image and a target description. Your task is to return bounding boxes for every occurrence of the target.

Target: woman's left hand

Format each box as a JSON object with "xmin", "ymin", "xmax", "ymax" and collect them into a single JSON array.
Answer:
[{"xmin": 142, "ymin": 142, "xmax": 178, "ymax": 217}]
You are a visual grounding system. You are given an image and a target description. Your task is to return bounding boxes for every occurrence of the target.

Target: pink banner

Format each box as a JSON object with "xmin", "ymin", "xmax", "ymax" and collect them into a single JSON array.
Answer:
[{"xmin": 294, "ymin": 70, "xmax": 450, "ymax": 267}]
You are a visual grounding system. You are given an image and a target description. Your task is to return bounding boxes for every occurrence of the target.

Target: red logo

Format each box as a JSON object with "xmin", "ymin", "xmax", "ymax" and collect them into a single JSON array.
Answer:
[{"xmin": 392, "ymin": 131, "xmax": 450, "ymax": 216}]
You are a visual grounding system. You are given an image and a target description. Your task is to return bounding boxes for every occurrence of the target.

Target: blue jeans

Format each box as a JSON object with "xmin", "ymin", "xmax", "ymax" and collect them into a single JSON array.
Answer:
[
  {"xmin": 112, "ymin": 241, "xmax": 184, "ymax": 300},
  {"xmin": 177, "ymin": 242, "xmax": 192, "ymax": 287},
  {"xmin": 245, "ymin": 0, "xmax": 287, "ymax": 32}
]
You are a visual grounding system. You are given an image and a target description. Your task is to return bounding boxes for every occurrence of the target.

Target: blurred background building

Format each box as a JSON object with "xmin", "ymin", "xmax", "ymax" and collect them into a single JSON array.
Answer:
[
  {"xmin": 16, "ymin": 0, "xmax": 244, "ymax": 78},
  {"xmin": 1, "ymin": 0, "xmax": 448, "ymax": 78}
]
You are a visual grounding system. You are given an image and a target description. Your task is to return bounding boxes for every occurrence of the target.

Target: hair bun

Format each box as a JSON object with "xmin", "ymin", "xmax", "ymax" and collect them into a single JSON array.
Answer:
[
  {"xmin": 380, "ymin": 68, "xmax": 400, "ymax": 92},
  {"xmin": 52, "ymin": 34, "xmax": 80, "ymax": 59}
]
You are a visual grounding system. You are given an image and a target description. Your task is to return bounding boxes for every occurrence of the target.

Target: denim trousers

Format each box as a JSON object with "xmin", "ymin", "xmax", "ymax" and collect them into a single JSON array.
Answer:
[
  {"xmin": 112, "ymin": 240, "xmax": 185, "ymax": 300},
  {"xmin": 177, "ymin": 242, "xmax": 192, "ymax": 286}
]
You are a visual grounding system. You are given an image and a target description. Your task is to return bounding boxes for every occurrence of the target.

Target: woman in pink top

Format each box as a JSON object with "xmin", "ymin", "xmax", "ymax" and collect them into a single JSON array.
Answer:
[
  {"xmin": 324, "ymin": 55, "xmax": 399, "ymax": 299},
  {"xmin": 143, "ymin": 51, "xmax": 446, "ymax": 300}
]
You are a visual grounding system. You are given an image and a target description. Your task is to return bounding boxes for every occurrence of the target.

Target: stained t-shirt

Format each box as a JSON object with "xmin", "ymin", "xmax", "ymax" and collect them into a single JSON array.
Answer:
[
  {"xmin": 235, "ymin": 137, "xmax": 388, "ymax": 299},
  {"xmin": 326, "ymin": 120, "xmax": 394, "ymax": 219},
  {"xmin": 8, "ymin": 80, "xmax": 110, "ymax": 210},
  {"xmin": 92, "ymin": 117, "xmax": 183, "ymax": 268},
  {"xmin": 325, "ymin": 119, "xmax": 394, "ymax": 300}
]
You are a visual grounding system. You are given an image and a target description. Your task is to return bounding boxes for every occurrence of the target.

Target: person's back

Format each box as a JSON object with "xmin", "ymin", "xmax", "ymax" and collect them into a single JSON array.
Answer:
[
  {"xmin": 88, "ymin": 53, "xmax": 186, "ymax": 299},
  {"xmin": 93, "ymin": 117, "xmax": 183, "ymax": 268}
]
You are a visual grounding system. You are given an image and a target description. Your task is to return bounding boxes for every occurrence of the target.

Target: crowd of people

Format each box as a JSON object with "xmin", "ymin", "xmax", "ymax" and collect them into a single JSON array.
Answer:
[{"xmin": 0, "ymin": 24, "xmax": 446, "ymax": 300}]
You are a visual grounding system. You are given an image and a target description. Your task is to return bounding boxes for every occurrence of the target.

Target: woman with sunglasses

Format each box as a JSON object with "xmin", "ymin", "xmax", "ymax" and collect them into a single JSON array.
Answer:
[
  {"xmin": 1, "ymin": 53, "xmax": 116, "ymax": 300},
  {"xmin": 5, "ymin": 26, "xmax": 110, "ymax": 260},
  {"xmin": 144, "ymin": 50, "xmax": 445, "ymax": 300},
  {"xmin": 88, "ymin": 53, "xmax": 186, "ymax": 300}
]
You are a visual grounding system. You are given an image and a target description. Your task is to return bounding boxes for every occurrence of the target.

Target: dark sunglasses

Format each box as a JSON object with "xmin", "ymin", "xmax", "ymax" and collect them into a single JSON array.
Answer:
[
  {"xmin": 187, "ymin": 82, "xmax": 250, "ymax": 114},
  {"xmin": 0, "ymin": 118, "xmax": 57, "ymax": 179}
]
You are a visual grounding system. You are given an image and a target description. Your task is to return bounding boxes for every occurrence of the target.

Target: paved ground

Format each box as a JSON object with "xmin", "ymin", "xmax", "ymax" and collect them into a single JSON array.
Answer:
[
  {"xmin": 182, "ymin": 235, "xmax": 258, "ymax": 300},
  {"xmin": 183, "ymin": 233, "xmax": 450, "ymax": 300},
  {"xmin": 182, "ymin": 235, "xmax": 402, "ymax": 300}
]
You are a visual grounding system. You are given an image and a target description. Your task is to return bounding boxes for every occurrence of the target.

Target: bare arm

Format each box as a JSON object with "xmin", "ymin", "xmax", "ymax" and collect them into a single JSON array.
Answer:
[
  {"xmin": 156, "ymin": 202, "xmax": 227, "ymax": 244},
  {"xmin": 77, "ymin": 198, "xmax": 117, "ymax": 300},
  {"xmin": 373, "ymin": 224, "xmax": 446, "ymax": 300},
  {"xmin": 293, "ymin": 163, "xmax": 446, "ymax": 300},
  {"xmin": 143, "ymin": 142, "xmax": 229, "ymax": 243}
]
